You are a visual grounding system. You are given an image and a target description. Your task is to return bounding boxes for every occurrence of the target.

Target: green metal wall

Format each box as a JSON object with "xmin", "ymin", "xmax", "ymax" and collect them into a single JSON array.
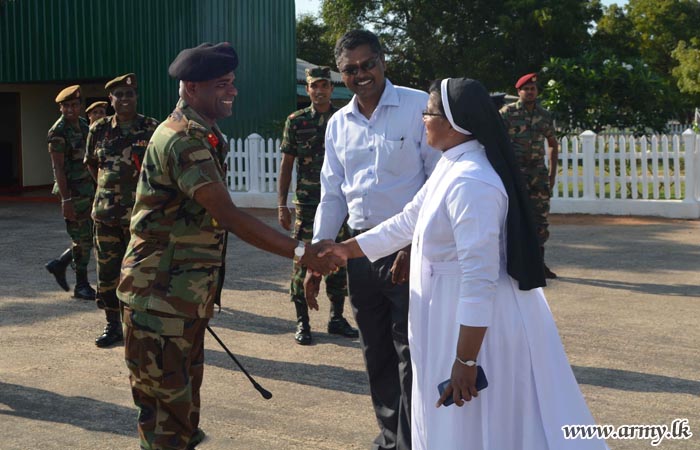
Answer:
[{"xmin": 0, "ymin": 0, "xmax": 296, "ymax": 138}]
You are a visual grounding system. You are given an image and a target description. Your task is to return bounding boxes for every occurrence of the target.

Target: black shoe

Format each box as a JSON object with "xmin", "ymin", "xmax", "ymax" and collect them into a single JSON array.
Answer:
[
  {"xmin": 294, "ymin": 322, "xmax": 312, "ymax": 345},
  {"xmin": 45, "ymin": 249, "xmax": 72, "ymax": 292},
  {"xmin": 73, "ymin": 282, "xmax": 96, "ymax": 300},
  {"xmin": 187, "ymin": 428, "xmax": 206, "ymax": 449},
  {"xmin": 544, "ymin": 264, "xmax": 558, "ymax": 279},
  {"xmin": 95, "ymin": 322, "xmax": 123, "ymax": 348},
  {"xmin": 327, "ymin": 317, "xmax": 359, "ymax": 338}
]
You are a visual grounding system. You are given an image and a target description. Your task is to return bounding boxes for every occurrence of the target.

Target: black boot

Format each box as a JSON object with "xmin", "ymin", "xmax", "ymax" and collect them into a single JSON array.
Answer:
[
  {"xmin": 187, "ymin": 428, "xmax": 206, "ymax": 449},
  {"xmin": 293, "ymin": 300, "xmax": 312, "ymax": 345},
  {"xmin": 95, "ymin": 311, "xmax": 123, "ymax": 348},
  {"xmin": 327, "ymin": 297, "xmax": 359, "ymax": 338},
  {"xmin": 45, "ymin": 248, "xmax": 72, "ymax": 292},
  {"xmin": 541, "ymin": 247, "xmax": 557, "ymax": 279},
  {"xmin": 73, "ymin": 269, "xmax": 96, "ymax": 300}
]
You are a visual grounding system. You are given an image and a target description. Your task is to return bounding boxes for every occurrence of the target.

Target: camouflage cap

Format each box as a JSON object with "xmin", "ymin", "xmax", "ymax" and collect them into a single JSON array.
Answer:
[
  {"xmin": 515, "ymin": 73, "xmax": 537, "ymax": 89},
  {"xmin": 55, "ymin": 85, "xmax": 81, "ymax": 104},
  {"xmin": 85, "ymin": 100, "xmax": 108, "ymax": 113},
  {"xmin": 105, "ymin": 73, "xmax": 137, "ymax": 91},
  {"xmin": 306, "ymin": 66, "xmax": 331, "ymax": 84}
]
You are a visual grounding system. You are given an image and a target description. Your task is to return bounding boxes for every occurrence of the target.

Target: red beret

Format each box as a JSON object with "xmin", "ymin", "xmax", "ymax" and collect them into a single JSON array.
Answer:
[{"xmin": 515, "ymin": 73, "xmax": 538, "ymax": 89}]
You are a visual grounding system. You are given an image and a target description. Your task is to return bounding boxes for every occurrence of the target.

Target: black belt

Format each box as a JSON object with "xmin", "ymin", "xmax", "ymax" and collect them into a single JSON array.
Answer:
[{"xmin": 348, "ymin": 227, "xmax": 372, "ymax": 238}]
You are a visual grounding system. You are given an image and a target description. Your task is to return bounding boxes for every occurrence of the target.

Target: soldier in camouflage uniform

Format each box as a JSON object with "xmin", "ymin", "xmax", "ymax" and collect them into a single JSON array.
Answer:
[
  {"xmin": 499, "ymin": 72, "xmax": 559, "ymax": 279},
  {"xmin": 278, "ymin": 66, "xmax": 358, "ymax": 345},
  {"xmin": 45, "ymin": 85, "xmax": 97, "ymax": 300},
  {"xmin": 86, "ymin": 100, "xmax": 108, "ymax": 125},
  {"xmin": 85, "ymin": 73, "xmax": 159, "ymax": 348},
  {"xmin": 117, "ymin": 43, "xmax": 340, "ymax": 450}
]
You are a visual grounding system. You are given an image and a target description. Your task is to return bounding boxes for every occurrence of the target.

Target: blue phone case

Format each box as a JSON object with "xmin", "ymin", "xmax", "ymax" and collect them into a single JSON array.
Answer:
[{"xmin": 438, "ymin": 365, "xmax": 488, "ymax": 407}]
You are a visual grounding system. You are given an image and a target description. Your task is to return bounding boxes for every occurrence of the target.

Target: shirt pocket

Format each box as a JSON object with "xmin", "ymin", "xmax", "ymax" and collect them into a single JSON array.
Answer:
[{"xmin": 378, "ymin": 135, "xmax": 421, "ymax": 177}]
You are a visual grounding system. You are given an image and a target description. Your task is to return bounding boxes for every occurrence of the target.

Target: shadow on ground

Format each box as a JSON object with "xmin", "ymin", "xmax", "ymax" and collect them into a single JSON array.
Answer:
[
  {"xmin": 573, "ymin": 366, "xmax": 700, "ymax": 395},
  {"xmin": 0, "ymin": 382, "xmax": 134, "ymax": 437}
]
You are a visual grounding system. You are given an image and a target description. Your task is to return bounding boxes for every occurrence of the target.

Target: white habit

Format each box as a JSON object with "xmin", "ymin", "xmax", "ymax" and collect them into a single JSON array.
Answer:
[{"xmin": 356, "ymin": 140, "xmax": 608, "ymax": 450}]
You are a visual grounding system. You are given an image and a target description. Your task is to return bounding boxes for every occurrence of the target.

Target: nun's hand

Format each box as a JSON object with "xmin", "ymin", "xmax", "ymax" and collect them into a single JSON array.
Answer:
[
  {"xmin": 391, "ymin": 246, "xmax": 411, "ymax": 284},
  {"xmin": 437, "ymin": 362, "xmax": 478, "ymax": 408}
]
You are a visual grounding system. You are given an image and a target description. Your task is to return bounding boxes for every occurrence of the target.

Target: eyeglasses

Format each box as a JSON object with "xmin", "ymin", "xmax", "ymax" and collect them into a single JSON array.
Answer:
[
  {"xmin": 111, "ymin": 90, "xmax": 136, "ymax": 99},
  {"xmin": 339, "ymin": 56, "xmax": 380, "ymax": 76},
  {"xmin": 422, "ymin": 110, "xmax": 444, "ymax": 118}
]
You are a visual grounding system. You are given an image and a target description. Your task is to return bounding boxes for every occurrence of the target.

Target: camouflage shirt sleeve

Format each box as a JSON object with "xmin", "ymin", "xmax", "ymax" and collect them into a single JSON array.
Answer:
[
  {"xmin": 168, "ymin": 137, "xmax": 224, "ymax": 199},
  {"xmin": 499, "ymin": 105, "xmax": 511, "ymax": 129},
  {"xmin": 280, "ymin": 115, "xmax": 297, "ymax": 157},
  {"xmin": 539, "ymin": 108, "xmax": 555, "ymax": 139},
  {"xmin": 47, "ymin": 128, "xmax": 66, "ymax": 154},
  {"xmin": 84, "ymin": 122, "xmax": 100, "ymax": 166}
]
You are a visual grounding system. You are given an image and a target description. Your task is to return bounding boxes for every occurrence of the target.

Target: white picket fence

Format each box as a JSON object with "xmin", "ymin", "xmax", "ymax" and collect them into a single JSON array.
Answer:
[
  {"xmin": 550, "ymin": 129, "xmax": 700, "ymax": 218},
  {"xmin": 226, "ymin": 130, "xmax": 700, "ymax": 218}
]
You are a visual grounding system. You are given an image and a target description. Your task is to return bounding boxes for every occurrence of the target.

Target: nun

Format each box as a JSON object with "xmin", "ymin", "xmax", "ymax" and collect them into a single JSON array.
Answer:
[{"xmin": 310, "ymin": 78, "xmax": 608, "ymax": 449}]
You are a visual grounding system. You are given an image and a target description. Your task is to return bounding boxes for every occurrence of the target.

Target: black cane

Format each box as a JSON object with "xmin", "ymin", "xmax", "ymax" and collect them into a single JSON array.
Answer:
[{"xmin": 206, "ymin": 325, "xmax": 272, "ymax": 400}]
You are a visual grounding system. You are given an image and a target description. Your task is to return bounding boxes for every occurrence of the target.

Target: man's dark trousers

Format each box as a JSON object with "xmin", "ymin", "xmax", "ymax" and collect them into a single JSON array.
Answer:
[{"xmin": 347, "ymin": 250, "xmax": 412, "ymax": 450}]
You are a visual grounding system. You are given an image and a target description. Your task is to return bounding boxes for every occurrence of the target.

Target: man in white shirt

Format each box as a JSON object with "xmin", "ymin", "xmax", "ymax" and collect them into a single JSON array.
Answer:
[{"xmin": 305, "ymin": 30, "xmax": 438, "ymax": 450}]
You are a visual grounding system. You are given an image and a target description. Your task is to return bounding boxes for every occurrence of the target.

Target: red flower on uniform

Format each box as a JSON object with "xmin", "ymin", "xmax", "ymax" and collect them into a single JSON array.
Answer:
[{"xmin": 207, "ymin": 133, "xmax": 219, "ymax": 148}]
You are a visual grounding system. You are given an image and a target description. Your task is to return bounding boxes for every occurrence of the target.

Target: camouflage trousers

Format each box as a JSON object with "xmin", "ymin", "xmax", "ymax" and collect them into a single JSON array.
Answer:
[
  {"xmin": 123, "ymin": 306, "xmax": 207, "ymax": 450},
  {"xmin": 64, "ymin": 195, "xmax": 94, "ymax": 271},
  {"xmin": 94, "ymin": 221, "xmax": 131, "ymax": 312},
  {"xmin": 290, "ymin": 205, "xmax": 348, "ymax": 304},
  {"xmin": 521, "ymin": 168, "xmax": 551, "ymax": 246}
]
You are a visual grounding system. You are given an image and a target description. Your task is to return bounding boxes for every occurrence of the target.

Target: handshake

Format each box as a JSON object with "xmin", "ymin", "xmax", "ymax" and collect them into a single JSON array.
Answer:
[{"xmin": 297, "ymin": 239, "xmax": 352, "ymax": 276}]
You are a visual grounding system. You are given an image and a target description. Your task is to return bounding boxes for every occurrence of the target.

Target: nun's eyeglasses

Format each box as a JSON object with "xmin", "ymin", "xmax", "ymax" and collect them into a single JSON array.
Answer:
[
  {"xmin": 422, "ymin": 110, "xmax": 444, "ymax": 118},
  {"xmin": 339, "ymin": 56, "xmax": 380, "ymax": 76}
]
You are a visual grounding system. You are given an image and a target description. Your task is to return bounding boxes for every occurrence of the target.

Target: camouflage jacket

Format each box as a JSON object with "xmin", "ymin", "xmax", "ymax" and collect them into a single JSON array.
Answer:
[
  {"xmin": 117, "ymin": 99, "xmax": 228, "ymax": 319},
  {"xmin": 47, "ymin": 116, "xmax": 93, "ymax": 196},
  {"xmin": 84, "ymin": 113, "xmax": 159, "ymax": 226},
  {"xmin": 499, "ymin": 100, "xmax": 554, "ymax": 174},
  {"xmin": 280, "ymin": 104, "xmax": 338, "ymax": 206}
]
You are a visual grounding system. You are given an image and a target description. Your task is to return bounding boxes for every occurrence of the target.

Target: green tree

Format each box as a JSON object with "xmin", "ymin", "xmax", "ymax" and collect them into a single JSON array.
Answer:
[
  {"xmin": 540, "ymin": 52, "xmax": 679, "ymax": 134},
  {"xmin": 296, "ymin": 14, "xmax": 336, "ymax": 67},
  {"xmin": 672, "ymin": 39, "xmax": 700, "ymax": 95},
  {"xmin": 320, "ymin": 0, "xmax": 601, "ymax": 91}
]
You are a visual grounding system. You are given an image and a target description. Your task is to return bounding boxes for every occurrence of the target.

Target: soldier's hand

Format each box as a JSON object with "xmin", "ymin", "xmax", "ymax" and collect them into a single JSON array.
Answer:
[
  {"xmin": 391, "ymin": 247, "xmax": 411, "ymax": 284},
  {"xmin": 61, "ymin": 200, "xmax": 77, "ymax": 222},
  {"xmin": 301, "ymin": 240, "xmax": 346, "ymax": 275},
  {"xmin": 304, "ymin": 272, "xmax": 322, "ymax": 311},
  {"xmin": 278, "ymin": 206, "xmax": 292, "ymax": 230}
]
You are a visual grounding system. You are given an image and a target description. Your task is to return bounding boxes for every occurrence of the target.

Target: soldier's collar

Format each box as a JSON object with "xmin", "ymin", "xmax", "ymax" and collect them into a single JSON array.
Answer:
[{"xmin": 176, "ymin": 98, "xmax": 223, "ymax": 143}]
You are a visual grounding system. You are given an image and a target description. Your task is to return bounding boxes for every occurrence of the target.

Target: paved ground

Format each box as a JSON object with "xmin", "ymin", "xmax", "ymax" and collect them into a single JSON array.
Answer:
[{"xmin": 1, "ymin": 202, "xmax": 698, "ymax": 449}]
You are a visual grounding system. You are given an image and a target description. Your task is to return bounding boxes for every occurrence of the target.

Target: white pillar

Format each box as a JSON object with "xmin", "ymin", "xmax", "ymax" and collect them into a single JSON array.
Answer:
[
  {"xmin": 580, "ymin": 130, "xmax": 596, "ymax": 199},
  {"xmin": 682, "ymin": 129, "xmax": 697, "ymax": 203},
  {"xmin": 247, "ymin": 133, "xmax": 262, "ymax": 193}
]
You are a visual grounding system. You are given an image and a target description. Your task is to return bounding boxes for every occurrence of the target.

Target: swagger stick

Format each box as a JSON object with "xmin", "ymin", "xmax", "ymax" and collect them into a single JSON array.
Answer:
[
  {"xmin": 207, "ymin": 325, "xmax": 272, "ymax": 400},
  {"xmin": 208, "ymin": 230, "xmax": 271, "ymax": 399}
]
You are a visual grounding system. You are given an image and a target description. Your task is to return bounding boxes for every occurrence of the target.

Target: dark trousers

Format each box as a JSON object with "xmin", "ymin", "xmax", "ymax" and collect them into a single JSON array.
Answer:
[{"xmin": 347, "ymin": 252, "xmax": 412, "ymax": 450}]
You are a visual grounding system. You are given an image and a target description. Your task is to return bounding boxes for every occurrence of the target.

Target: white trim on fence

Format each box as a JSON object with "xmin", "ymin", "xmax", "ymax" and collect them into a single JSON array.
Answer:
[{"xmin": 226, "ymin": 130, "xmax": 700, "ymax": 218}]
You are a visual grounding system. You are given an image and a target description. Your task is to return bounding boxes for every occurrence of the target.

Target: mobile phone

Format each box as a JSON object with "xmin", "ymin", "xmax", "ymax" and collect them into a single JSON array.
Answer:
[{"xmin": 437, "ymin": 365, "xmax": 488, "ymax": 407}]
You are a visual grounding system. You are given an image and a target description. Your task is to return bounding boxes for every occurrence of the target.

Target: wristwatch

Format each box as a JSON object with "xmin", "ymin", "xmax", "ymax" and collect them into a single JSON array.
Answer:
[
  {"xmin": 293, "ymin": 241, "xmax": 306, "ymax": 263},
  {"xmin": 456, "ymin": 356, "xmax": 477, "ymax": 367}
]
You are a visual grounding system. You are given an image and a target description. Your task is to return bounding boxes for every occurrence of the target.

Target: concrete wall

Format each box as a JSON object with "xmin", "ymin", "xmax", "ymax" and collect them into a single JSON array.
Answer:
[{"xmin": 0, "ymin": 82, "xmax": 107, "ymax": 187}]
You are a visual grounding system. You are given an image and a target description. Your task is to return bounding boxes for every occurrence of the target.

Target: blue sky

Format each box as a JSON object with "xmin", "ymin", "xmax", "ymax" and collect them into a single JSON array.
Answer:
[{"xmin": 295, "ymin": 0, "xmax": 628, "ymax": 17}]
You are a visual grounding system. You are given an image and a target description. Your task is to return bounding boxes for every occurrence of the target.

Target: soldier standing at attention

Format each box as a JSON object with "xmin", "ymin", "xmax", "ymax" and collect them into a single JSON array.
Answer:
[
  {"xmin": 117, "ymin": 42, "xmax": 340, "ymax": 450},
  {"xmin": 278, "ymin": 66, "xmax": 358, "ymax": 345},
  {"xmin": 85, "ymin": 100, "xmax": 108, "ymax": 125},
  {"xmin": 45, "ymin": 85, "xmax": 97, "ymax": 300},
  {"xmin": 499, "ymin": 73, "xmax": 559, "ymax": 279},
  {"xmin": 84, "ymin": 73, "xmax": 159, "ymax": 348}
]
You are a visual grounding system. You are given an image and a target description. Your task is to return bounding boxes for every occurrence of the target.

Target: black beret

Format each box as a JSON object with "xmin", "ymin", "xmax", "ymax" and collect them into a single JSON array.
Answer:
[{"xmin": 168, "ymin": 42, "xmax": 239, "ymax": 81}]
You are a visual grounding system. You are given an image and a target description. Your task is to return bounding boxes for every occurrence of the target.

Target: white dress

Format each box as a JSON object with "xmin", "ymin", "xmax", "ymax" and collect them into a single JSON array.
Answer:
[{"xmin": 356, "ymin": 141, "xmax": 608, "ymax": 450}]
